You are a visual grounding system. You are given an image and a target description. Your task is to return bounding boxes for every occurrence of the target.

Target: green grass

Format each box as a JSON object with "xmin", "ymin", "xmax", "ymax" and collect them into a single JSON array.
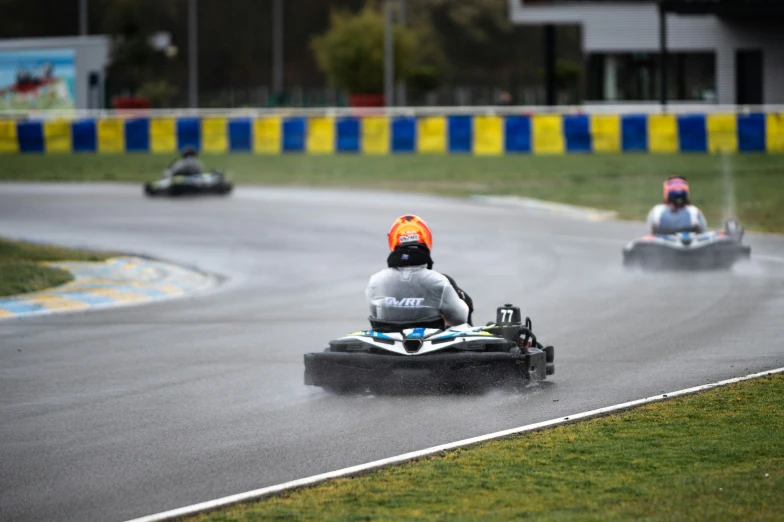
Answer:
[
  {"xmin": 189, "ymin": 374, "xmax": 784, "ymax": 522},
  {"xmin": 0, "ymin": 237, "xmax": 113, "ymax": 297},
  {"xmin": 1, "ymin": 153, "xmax": 784, "ymax": 231}
]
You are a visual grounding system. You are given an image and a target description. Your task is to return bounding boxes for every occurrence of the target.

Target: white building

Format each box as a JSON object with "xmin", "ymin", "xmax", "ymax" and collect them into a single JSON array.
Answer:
[{"xmin": 509, "ymin": 0, "xmax": 784, "ymax": 104}]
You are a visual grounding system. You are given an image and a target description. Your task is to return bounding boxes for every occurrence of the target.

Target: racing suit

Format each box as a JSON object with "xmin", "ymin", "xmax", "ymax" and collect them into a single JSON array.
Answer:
[
  {"xmin": 366, "ymin": 265, "xmax": 470, "ymax": 327},
  {"xmin": 647, "ymin": 204, "xmax": 707, "ymax": 234},
  {"xmin": 166, "ymin": 157, "xmax": 204, "ymax": 177}
]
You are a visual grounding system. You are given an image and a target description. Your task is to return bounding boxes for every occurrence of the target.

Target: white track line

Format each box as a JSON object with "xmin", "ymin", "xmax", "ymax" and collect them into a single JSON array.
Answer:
[
  {"xmin": 756, "ymin": 254, "xmax": 784, "ymax": 264},
  {"xmin": 126, "ymin": 367, "xmax": 784, "ymax": 522}
]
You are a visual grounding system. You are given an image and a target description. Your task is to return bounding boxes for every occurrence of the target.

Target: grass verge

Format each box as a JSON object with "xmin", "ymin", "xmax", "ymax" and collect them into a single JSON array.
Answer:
[
  {"xmin": 0, "ymin": 237, "xmax": 112, "ymax": 297},
  {"xmin": 188, "ymin": 373, "xmax": 784, "ymax": 522},
  {"xmin": 2, "ymin": 153, "xmax": 784, "ymax": 232}
]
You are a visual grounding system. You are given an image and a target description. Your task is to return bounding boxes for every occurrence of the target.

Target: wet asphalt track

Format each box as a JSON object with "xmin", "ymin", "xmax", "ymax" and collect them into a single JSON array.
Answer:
[{"xmin": 1, "ymin": 183, "xmax": 783, "ymax": 522}]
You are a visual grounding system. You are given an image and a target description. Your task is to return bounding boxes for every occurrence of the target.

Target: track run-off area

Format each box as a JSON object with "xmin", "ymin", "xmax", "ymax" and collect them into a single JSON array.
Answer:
[{"xmin": 1, "ymin": 183, "xmax": 784, "ymax": 522}]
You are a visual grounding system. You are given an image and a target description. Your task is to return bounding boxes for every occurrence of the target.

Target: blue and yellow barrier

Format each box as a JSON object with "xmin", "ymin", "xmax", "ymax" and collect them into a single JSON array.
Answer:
[{"xmin": 0, "ymin": 113, "xmax": 781, "ymax": 155}]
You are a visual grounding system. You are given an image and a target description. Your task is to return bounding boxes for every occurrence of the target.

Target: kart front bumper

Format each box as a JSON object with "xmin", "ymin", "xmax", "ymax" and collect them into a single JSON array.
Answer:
[
  {"xmin": 623, "ymin": 243, "xmax": 751, "ymax": 270},
  {"xmin": 304, "ymin": 349, "xmax": 548, "ymax": 392}
]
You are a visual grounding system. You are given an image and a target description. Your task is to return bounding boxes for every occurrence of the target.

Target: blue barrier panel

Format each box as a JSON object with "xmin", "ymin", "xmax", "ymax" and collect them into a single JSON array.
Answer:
[
  {"xmin": 282, "ymin": 117, "xmax": 306, "ymax": 152},
  {"xmin": 564, "ymin": 115, "xmax": 591, "ymax": 153},
  {"xmin": 738, "ymin": 113, "xmax": 766, "ymax": 152},
  {"xmin": 448, "ymin": 115, "xmax": 472, "ymax": 153},
  {"xmin": 337, "ymin": 117, "xmax": 360, "ymax": 152},
  {"xmin": 176, "ymin": 117, "xmax": 201, "ymax": 151},
  {"xmin": 504, "ymin": 115, "xmax": 531, "ymax": 153},
  {"xmin": 71, "ymin": 119, "xmax": 97, "ymax": 152},
  {"xmin": 621, "ymin": 114, "xmax": 647, "ymax": 152},
  {"xmin": 677, "ymin": 114, "xmax": 707, "ymax": 152},
  {"xmin": 125, "ymin": 118, "xmax": 150, "ymax": 152},
  {"xmin": 16, "ymin": 121, "xmax": 44, "ymax": 153},
  {"xmin": 391, "ymin": 117, "xmax": 416, "ymax": 153},
  {"xmin": 228, "ymin": 118, "xmax": 252, "ymax": 152}
]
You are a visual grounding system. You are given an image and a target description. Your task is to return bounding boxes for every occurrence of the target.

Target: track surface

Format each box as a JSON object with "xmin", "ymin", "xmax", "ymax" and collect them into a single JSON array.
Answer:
[{"xmin": 1, "ymin": 184, "xmax": 783, "ymax": 522}]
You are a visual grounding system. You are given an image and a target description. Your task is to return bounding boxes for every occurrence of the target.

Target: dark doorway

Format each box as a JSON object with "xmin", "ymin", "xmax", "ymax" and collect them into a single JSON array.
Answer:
[{"xmin": 736, "ymin": 49, "xmax": 763, "ymax": 104}]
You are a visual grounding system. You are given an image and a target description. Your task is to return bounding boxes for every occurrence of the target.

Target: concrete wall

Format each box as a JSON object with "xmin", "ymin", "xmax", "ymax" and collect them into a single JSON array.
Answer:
[
  {"xmin": 509, "ymin": 0, "xmax": 784, "ymax": 104},
  {"xmin": 0, "ymin": 36, "xmax": 110, "ymax": 110}
]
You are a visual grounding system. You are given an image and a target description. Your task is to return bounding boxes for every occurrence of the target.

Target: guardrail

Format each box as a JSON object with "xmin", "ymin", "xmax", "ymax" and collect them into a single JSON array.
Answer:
[
  {"xmin": 0, "ymin": 106, "xmax": 782, "ymax": 154},
  {"xmin": 3, "ymin": 103, "xmax": 784, "ymax": 120}
]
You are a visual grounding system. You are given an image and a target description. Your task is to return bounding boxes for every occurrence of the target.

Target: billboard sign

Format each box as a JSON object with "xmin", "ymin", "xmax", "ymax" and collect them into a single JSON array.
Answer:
[{"xmin": 0, "ymin": 48, "xmax": 76, "ymax": 110}]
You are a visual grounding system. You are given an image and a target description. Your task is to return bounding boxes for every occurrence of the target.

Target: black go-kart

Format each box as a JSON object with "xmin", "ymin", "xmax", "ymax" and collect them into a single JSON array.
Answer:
[
  {"xmin": 143, "ymin": 170, "xmax": 233, "ymax": 197},
  {"xmin": 304, "ymin": 304, "xmax": 554, "ymax": 394}
]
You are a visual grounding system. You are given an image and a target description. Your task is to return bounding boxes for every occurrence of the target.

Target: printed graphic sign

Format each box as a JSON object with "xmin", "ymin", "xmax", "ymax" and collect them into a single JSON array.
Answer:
[{"xmin": 0, "ymin": 49, "xmax": 76, "ymax": 110}]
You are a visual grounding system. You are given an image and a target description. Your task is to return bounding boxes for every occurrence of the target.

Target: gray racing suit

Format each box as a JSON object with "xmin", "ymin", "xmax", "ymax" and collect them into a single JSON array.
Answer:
[
  {"xmin": 366, "ymin": 265, "xmax": 469, "ymax": 327},
  {"xmin": 166, "ymin": 157, "xmax": 204, "ymax": 177},
  {"xmin": 647, "ymin": 204, "xmax": 707, "ymax": 233}
]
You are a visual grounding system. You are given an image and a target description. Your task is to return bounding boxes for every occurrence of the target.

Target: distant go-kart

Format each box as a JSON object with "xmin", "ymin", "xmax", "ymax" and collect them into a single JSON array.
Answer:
[
  {"xmin": 623, "ymin": 218, "xmax": 751, "ymax": 271},
  {"xmin": 304, "ymin": 304, "xmax": 554, "ymax": 394},
  {"xmin": 143, "ymin": 170, "xmax": 233, "ymax": 197}
]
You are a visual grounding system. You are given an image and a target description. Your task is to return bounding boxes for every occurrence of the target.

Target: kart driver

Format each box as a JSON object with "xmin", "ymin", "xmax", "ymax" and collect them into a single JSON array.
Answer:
[
  {"xmin": 366, "ymin": 215, "xmax": 472, "ymax": 329},
  {"xmin": 647, "ymin": 176, "xmax": 707, "ymax": 234},
  {"xmin": 165, "ymin": 146, "xmax": 204, "ymax": 177}
]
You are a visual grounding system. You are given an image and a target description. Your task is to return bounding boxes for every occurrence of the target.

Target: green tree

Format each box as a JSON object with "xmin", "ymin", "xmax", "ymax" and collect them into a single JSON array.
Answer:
[{"xmin": 311, "ymin": 1, "xmax": 419, "ymax": 94}]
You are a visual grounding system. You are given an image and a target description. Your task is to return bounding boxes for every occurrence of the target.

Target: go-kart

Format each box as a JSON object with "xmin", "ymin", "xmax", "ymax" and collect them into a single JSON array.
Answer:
[
  {"xmin": 623, "ymin": 218, "xmax": 751, "ymax": 271},
  {"xmin": 304, "ymin": 304, "xmax": 554, "ymax": 394},
  {"xmin": 143, "ymin": 170, "xmax": 233, "ymax": 197}
]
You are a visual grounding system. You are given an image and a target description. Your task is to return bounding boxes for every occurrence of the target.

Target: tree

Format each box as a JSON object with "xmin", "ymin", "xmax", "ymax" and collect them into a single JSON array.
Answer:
[{"xmin": 311, "ymin": 2, "xmax": 419, "ymax": 94}]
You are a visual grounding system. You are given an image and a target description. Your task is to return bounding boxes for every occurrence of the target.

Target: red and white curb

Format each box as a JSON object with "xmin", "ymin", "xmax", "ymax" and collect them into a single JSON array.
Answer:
[{"xmin": 126, "ymin": 366, "xmax": 784, "ymax": 522}]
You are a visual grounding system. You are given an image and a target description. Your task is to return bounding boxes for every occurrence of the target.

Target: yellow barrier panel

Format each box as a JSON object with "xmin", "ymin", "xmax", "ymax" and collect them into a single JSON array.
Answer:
[
  {"xmin": 707, "ymin": 114, "xmax": 737, "ymax": 153},
  {"xmin": 473, "ymin": 116, "xmax": 503, "ymax": 155},
  {"xmin": 150, "ymin": 118, "xmax": 176, "ymax": 153},
  {"xmin": 532, "ymin": 115, "xmax": 565, "ymax": 154},
  {"xmin": 201, "ymin": 117, "xmax": 228, "ymax": 153},
  {"xmin": 648, "ymin": 114, "xmax": 678, "ymax": 153},
  {"xmin": 417, "ymin": 116, "xmax": 446, "ymax": 153},
  {"xmin": 306, "ymin": 117, "xmax": 335, "ymax": 154},
  {"xmin": 253, "ymin": 117, "xmax": 281, "ymax": 154},
  {"xmin": 590, "ymin": 114, "xmax": 620, "ymax": 153},
  {"xmin": 766, "ymin": 113, "xmax": 784, "ymax": 153},
  {"xmin": 361, "ymin": 116, "xmax": 389, "ymax": 155},
  {"xmin": 0, "ymin": 120, "xmax": 18, "ymax": 154},
  {"xmin": 44, "ymin": 119, "xmax": 72, "ymax": 153},
  {"xmin": 97, "ymin": 119, "xmax": 125, "ymax": 153}
]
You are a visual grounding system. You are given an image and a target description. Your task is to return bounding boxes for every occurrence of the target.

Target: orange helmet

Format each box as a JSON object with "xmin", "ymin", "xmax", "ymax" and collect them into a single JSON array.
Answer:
[{"xmin": 387, "ymin": 214, "xmax": 433, "ymax": 251}]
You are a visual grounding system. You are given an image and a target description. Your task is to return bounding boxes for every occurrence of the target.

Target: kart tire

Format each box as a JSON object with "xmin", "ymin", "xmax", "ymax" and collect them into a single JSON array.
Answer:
[
  {"xmin": 322, "ymin": 382, "xmax": 364, "ymax": 395},
  {"xmin": 144, "ymin": 183, "xmax": 164, "ymax": 197}
]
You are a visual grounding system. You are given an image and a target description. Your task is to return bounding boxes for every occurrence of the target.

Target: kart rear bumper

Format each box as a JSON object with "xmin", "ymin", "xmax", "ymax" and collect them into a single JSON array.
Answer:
[{"xmin": 304, "ymin": 349, "xmax": 547, "ymax": 391}]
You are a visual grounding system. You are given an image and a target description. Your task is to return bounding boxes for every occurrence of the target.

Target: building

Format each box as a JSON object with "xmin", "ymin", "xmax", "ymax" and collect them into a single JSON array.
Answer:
[{"xmin": 509, "ymin": 0, "xmax": 784, "ymax": 105}]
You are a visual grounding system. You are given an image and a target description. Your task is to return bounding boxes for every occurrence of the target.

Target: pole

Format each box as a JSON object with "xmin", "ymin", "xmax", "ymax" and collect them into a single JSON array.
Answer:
[
  {"xmin": 384, "ymin": 0, "xmax": 394, "ymax": 108},
  {"xmin": 188, "ymin": 0, "xmax": 199, "ymax": 108},
  {"xmin": 544, "ymin": 24, "xmax": 556, "ymax": 106},
  {"xmin": 272, "ymin": 0, "xmax": 284, "ymax": 101},
  {"xmin": 659, "ymin": 4, "xmax": 668, "ymax": 107},
  {"xmin": 396, "ymin": 0, "xmax": 406, "ymax": 106},
  {"xmin": 79, "ymin": 0, "xmax": 88, "ymax": 36}
]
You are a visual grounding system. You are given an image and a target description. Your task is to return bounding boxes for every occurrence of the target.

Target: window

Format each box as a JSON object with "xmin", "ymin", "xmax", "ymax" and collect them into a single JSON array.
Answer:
[{"xmin": 587, "ymin": 52, "xmax": 716, "ymax": 102}]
